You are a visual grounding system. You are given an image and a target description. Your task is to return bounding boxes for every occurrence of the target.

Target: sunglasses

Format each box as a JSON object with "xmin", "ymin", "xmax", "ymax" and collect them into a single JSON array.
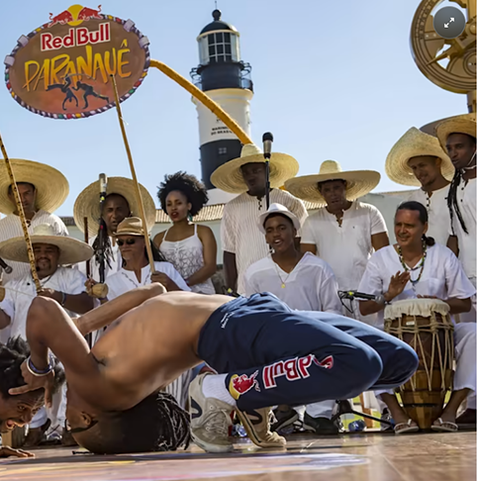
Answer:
[{"xmin": 117, "ymin": 238, "xmax": 137, "ymax": 246}]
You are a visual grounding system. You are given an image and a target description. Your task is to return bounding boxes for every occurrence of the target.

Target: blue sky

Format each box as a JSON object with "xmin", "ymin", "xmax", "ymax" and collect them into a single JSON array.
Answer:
[{"xmin": 0, "ymin": 0, "xmax": 468, "ymax": 216}]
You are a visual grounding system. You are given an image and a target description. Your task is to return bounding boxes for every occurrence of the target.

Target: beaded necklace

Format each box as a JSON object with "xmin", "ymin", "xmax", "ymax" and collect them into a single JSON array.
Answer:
[{"xmin": 397, "ymin": 240, "xmax": 427, "ymax": 289}]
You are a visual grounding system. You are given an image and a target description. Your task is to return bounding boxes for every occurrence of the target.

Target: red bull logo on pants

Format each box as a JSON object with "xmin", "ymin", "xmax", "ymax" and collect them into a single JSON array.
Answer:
[
  {"xmin": 263, "ymin": 354, "xmax": 334, "ymax": 389},
  {"xmin": 229, "ymin": 371, "xmax": 260, "ymax": 400}
]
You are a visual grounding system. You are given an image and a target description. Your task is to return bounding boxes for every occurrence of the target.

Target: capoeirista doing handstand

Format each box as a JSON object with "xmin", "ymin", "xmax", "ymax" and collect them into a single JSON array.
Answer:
[{"xmin": 10, "ymin": 283, "xmax": 418, "ymax": 454}]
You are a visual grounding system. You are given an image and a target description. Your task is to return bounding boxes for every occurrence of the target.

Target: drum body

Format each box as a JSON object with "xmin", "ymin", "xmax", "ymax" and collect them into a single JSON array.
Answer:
[{"xmin": 384, "ymin": 299, "xmax": 454, "ymax": 430}]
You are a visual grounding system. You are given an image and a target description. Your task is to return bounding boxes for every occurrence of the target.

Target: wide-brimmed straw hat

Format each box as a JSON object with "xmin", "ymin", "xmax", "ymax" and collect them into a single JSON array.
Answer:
[
  {"xmin": 74, "ymin": 177, "xmax": 156, "ymax": 237},
  {"xmin": 0, "ymin": 224, "xmax": 93, "ymax": 265},
  {"xmin": 385, "ymin": 127, "xmax": 454, "ymax": 186},
  {"xmin": 114, "ymin": 217, "xmax": 145, "ymax": 237},
  {"xmin": 435, "ymin": 113, "xmax": 476, "ymax": 152},
  {"xmin": 258, "ymin": 203, "xmax": 301, "ymax": 234},
  {"xmin": 210, "ymin": 144, "xmax": 299, "ymax": 194},
  {"xmin": 284, "ymin": 160, "xmax": 380, "ymax": 204},
  {"xmin": 0, "ymin": 159, "xmax": 69, "ymax": 215}
]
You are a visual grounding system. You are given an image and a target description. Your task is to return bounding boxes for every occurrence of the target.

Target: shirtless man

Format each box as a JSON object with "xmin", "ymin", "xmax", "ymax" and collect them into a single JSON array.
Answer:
[{"xmin": 11, "ymin": 285, "xmax": 418, "ymax": 454}]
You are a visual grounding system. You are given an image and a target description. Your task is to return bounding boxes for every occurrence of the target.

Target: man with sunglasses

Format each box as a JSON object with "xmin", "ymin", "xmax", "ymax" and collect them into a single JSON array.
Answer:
[{"xmin": 12, "ymin": 277, "xmax": 418, "ymax": 455}]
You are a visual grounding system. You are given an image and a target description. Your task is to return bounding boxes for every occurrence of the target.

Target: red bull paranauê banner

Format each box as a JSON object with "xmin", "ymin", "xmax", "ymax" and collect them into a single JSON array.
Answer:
[{"xmin": 4, "ymin": 5, "xmax": 150, "ymax": 119}]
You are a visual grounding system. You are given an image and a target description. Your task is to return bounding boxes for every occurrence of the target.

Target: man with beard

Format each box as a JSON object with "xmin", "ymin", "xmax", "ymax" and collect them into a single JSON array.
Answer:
[
  {"xmin": 385, "ymin": 127, "xmax": 455, "ymax": 246},
  {"xmin": 211, "ymin": 144, "xmax": 307, "ymax": 295},
  {"xmin": 0, "ymin": 225, "xmax": 94, "ymax": 444}
]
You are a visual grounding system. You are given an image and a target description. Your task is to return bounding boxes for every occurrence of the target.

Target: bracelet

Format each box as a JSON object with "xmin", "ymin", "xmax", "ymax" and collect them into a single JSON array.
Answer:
[
  {"xmin": 60, "ymin": 292, "xmax": 67, "ymax": 306},
  {"xmin": 26, "ymin": 356, "xmax": 53, "ymax": 377}
]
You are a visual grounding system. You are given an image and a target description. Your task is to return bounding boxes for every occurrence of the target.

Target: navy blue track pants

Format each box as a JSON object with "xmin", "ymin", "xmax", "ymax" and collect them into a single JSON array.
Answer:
[{"xmin": 197, "ymin": 293, "xmax": 418, "ymax": 411}]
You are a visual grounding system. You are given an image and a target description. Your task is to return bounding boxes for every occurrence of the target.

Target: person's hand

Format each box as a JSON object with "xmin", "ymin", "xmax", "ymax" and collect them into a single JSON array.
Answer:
[
  {"xmin": 150, "ymin": 272, "xmax": 171, "ymax": 290},
  {"xmin": 85, "ymin": 278, "xmax": 97, "ymax": 297},
  {"xmin": 8, "ymin": 361, "xmax": 55, "ymax": 408},
  {"xmin": 385, "ymin": 271, "xmax": 411, "ymax": 301},
  {"xmin": 0, "ymin": 446, "xmax": 34, "ymax": 458},
  {"xmin": 37, "ymin": 288, "xmax": 61, "ymax": 303}
]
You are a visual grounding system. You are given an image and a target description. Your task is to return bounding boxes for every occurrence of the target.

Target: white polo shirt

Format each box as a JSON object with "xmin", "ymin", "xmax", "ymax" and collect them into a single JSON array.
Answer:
[
  {"xmin": 0, "ymin": 210, "xmax": 68, "ymax": 283},
  {"xmin": 357, "ymin": 244, "xmax": 476, "ymax": 326},
  {"xmin": 0, "ymin": 267, "xmax": 87, "ymax": 342},
  {"xmin": 244, "ymin": 252, "xmax": 342, "ymax": 313},
  {"xmin": 301, "ymin": 201, "xmax": 387, "ymax": 291},
  {"xmin": 408, "ymin": 186, "xmax": 451, "ymax": 246},
  {"xmin": 106, "ymin": 261, "xmax": 190, "ymax": 300},
  {"xmin": 221, "ymin": 188, "xmax": 308, "ymax": 294}
]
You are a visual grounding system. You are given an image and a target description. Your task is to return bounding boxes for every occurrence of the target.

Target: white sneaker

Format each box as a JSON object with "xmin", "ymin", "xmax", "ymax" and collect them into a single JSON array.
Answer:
[{"xmin": 189, "ymin": 373, "xmax": 234, "ymax": 453}]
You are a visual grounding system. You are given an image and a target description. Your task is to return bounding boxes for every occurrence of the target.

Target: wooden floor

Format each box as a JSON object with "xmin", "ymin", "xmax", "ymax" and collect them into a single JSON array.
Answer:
[{"xmin": 0, "ymin": 432, "xmax": 475, "ymax": 481}]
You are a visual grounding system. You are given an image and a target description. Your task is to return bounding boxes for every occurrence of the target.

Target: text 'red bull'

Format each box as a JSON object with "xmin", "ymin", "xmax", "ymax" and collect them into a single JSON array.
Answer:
[{"xmin": 41, "ymin": 23, "xmax": 110, "ymax": 52}]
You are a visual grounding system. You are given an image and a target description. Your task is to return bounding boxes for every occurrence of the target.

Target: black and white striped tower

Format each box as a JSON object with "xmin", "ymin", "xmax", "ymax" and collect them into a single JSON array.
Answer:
[{"xmin": 191, "ymin": 9, "xmax": 253, "ymax": 196}]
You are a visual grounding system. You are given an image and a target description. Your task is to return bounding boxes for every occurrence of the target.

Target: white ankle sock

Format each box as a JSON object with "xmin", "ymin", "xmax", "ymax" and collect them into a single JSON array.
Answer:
[{"xmin": 202, "ymin": 374, "xmax": 236, "ymax": 406}]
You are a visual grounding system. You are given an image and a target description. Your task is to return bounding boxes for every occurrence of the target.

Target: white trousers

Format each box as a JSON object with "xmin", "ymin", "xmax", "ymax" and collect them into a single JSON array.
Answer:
[{"xmin": 305, "ymin": 399, "xmax": 336, "ymax": 419}]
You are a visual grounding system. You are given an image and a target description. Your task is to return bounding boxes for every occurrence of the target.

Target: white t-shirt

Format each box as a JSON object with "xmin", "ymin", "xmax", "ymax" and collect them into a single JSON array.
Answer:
[
  {"xmin": 449, "ymin": 178, "xmax": 476, "ymax": 280},
  {"xmin": 106, "ymin": 261, "xmax": 191, "ymax": 300},
  {"xmin": 357, "ymin": 244, "xmax": 476, "ymax": 326},
  {"xmin": 0, "ymin": 267, "xmax": 87, "ymax": 341},
  {"xmin": 301, "ymin": 201, "xmax": 387, "ymax": 291},
  {"xmin": 408, "ymin": 186, "xmax": 451, "ymax": 246},
  {"xmin": 77, "ymin": 235, "xmax": 122, "ymax": 282},
  {"xmin": 0, "ymin": 210, "xmax": 69, "ymax": 283},
  {"xmin": 221, "ymin": 188, "xmax": 308, "ymax": 294},
  {"xmin": 244, "ymin": 252, "xmax": 342, "ymax": 314}
]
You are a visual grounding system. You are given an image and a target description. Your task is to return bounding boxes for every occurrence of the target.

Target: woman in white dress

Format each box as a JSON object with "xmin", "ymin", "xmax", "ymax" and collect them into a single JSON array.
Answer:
[
  {"xmin": 358, "ymin": 201, "xmax": 476, "ymax": 434},
  {"xmin": 154, "ymin": 172, "xmax": 217, "ymax": 295}
]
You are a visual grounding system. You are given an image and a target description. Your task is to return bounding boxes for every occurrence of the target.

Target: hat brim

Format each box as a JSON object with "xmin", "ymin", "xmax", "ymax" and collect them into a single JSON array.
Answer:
[
  {"xmin": 0, "ymin": 159, "xmax": 69, "ymax": 215},
  {"xmin": 385, "ymin": 129, "xmax": 455, "ymax": 187},
  {"xmin": 0, "ymin": 235, "xmax": 93, "ymax": 265},
  {"xmin": 210, "ymin": 152, "xmax": 299, "ymax": 194},
  {"xmin": 436, "ymin": 114, "xmax": 476, "ymax": 153},
  {"xmin": 73, "ymin": 177, "xmax": 156, "ymax": 237},
  {"xmin": 284, "ymin": 170, "xmax": 380, "ymax": 204},
  {"xmin": 258, "ymin": 210, "xmax": 301, "ymax": 234}
]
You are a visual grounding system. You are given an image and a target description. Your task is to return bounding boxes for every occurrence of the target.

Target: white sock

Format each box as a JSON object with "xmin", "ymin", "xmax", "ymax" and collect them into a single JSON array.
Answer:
[{"xmin": 202, "ymin": 374, "xmax": 236, "ymax": 407}]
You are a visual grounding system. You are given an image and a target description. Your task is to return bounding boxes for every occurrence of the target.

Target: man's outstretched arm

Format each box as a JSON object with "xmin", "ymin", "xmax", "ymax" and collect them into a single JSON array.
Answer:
[{"xmin": 78, "ymin": 283, "xmax": 166, "ymax": 335}]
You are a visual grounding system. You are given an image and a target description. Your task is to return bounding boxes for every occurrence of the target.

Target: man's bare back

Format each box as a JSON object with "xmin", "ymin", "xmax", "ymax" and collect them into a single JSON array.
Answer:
[{"xmin": 90, "ymin": 291, "xmax": 233, "ymax": 409}]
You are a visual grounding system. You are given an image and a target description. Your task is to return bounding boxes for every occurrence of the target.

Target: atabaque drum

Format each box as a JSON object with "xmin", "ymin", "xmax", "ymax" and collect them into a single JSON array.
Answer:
[{"xmin": 384, "ymin": 299, "xmax": 454, "ymax": 430}]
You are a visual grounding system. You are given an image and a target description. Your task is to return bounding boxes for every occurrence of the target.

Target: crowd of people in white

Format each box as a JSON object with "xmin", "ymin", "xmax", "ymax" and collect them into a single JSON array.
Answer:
[{"xmin": 0, "ymin": 113, "xmax": 475, "ymax": 445}]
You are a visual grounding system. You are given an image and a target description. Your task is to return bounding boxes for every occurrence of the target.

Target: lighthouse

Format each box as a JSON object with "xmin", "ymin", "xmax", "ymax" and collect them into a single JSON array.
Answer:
[{"xmin": 190, "ymin": 9, "xmax": 253, "ymax": 196}]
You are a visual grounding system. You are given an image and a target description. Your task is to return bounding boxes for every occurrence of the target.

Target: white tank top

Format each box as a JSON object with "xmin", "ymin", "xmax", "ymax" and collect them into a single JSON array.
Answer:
[{"xmin": 159, "ymin": 224, "xmax": 216, "ymax": 294}]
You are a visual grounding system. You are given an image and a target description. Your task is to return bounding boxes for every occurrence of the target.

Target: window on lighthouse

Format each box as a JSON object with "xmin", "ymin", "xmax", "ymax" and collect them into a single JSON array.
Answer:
[{"xmin": 199, "ymin": 31, "xmax": 240, "ymax": 64}]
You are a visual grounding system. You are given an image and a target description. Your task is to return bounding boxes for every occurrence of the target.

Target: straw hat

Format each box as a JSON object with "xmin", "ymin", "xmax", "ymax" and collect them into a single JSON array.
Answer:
[
  {"xmin": 0, "ymin": 224, "xmax": 93, "ymax": 265},
  {"xmin": 114, "ymin": 217, "xmax": 145, "ymax": 237},
  {"xmin": 210, "ymin": 144, "xmax": 299, "ymax": 194},
  {"xmin": 0, "ymin": 159, "xmax": 69, "ymax": 215},
  {"xmin": 284, "ymin": 160, "xmax": 380, "ymax": 203},
  {"xmin": 436, "ymin": 113, "xmax": 476, "ymax": 153},
  {"xmin": 258, "ymin": 203, "xmax": 300, "ymax": 234},
  {"xmin": 385, "ymin": 127, "xmax": 454, "ymax": 186},
  {"xmin": 74, "ymin": 177, "xmax": 156, "ymax": 237}
]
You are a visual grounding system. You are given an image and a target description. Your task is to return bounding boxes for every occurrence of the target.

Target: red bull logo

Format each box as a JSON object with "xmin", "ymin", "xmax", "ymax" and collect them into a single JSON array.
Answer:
[
  {"xmin": 5, "ymin": 5, "xmax": 150, "ymax": 119},
  {"xmin": 263, "ymin": 354, "xmax": 334, "ymax": 389},
  {"xmin": 48, "ymin": 5, "xmax": 102, "ymax": 28},
  {"xmin": 229, "ymin": 371, "xmax": 260, "ymax": 400}
]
